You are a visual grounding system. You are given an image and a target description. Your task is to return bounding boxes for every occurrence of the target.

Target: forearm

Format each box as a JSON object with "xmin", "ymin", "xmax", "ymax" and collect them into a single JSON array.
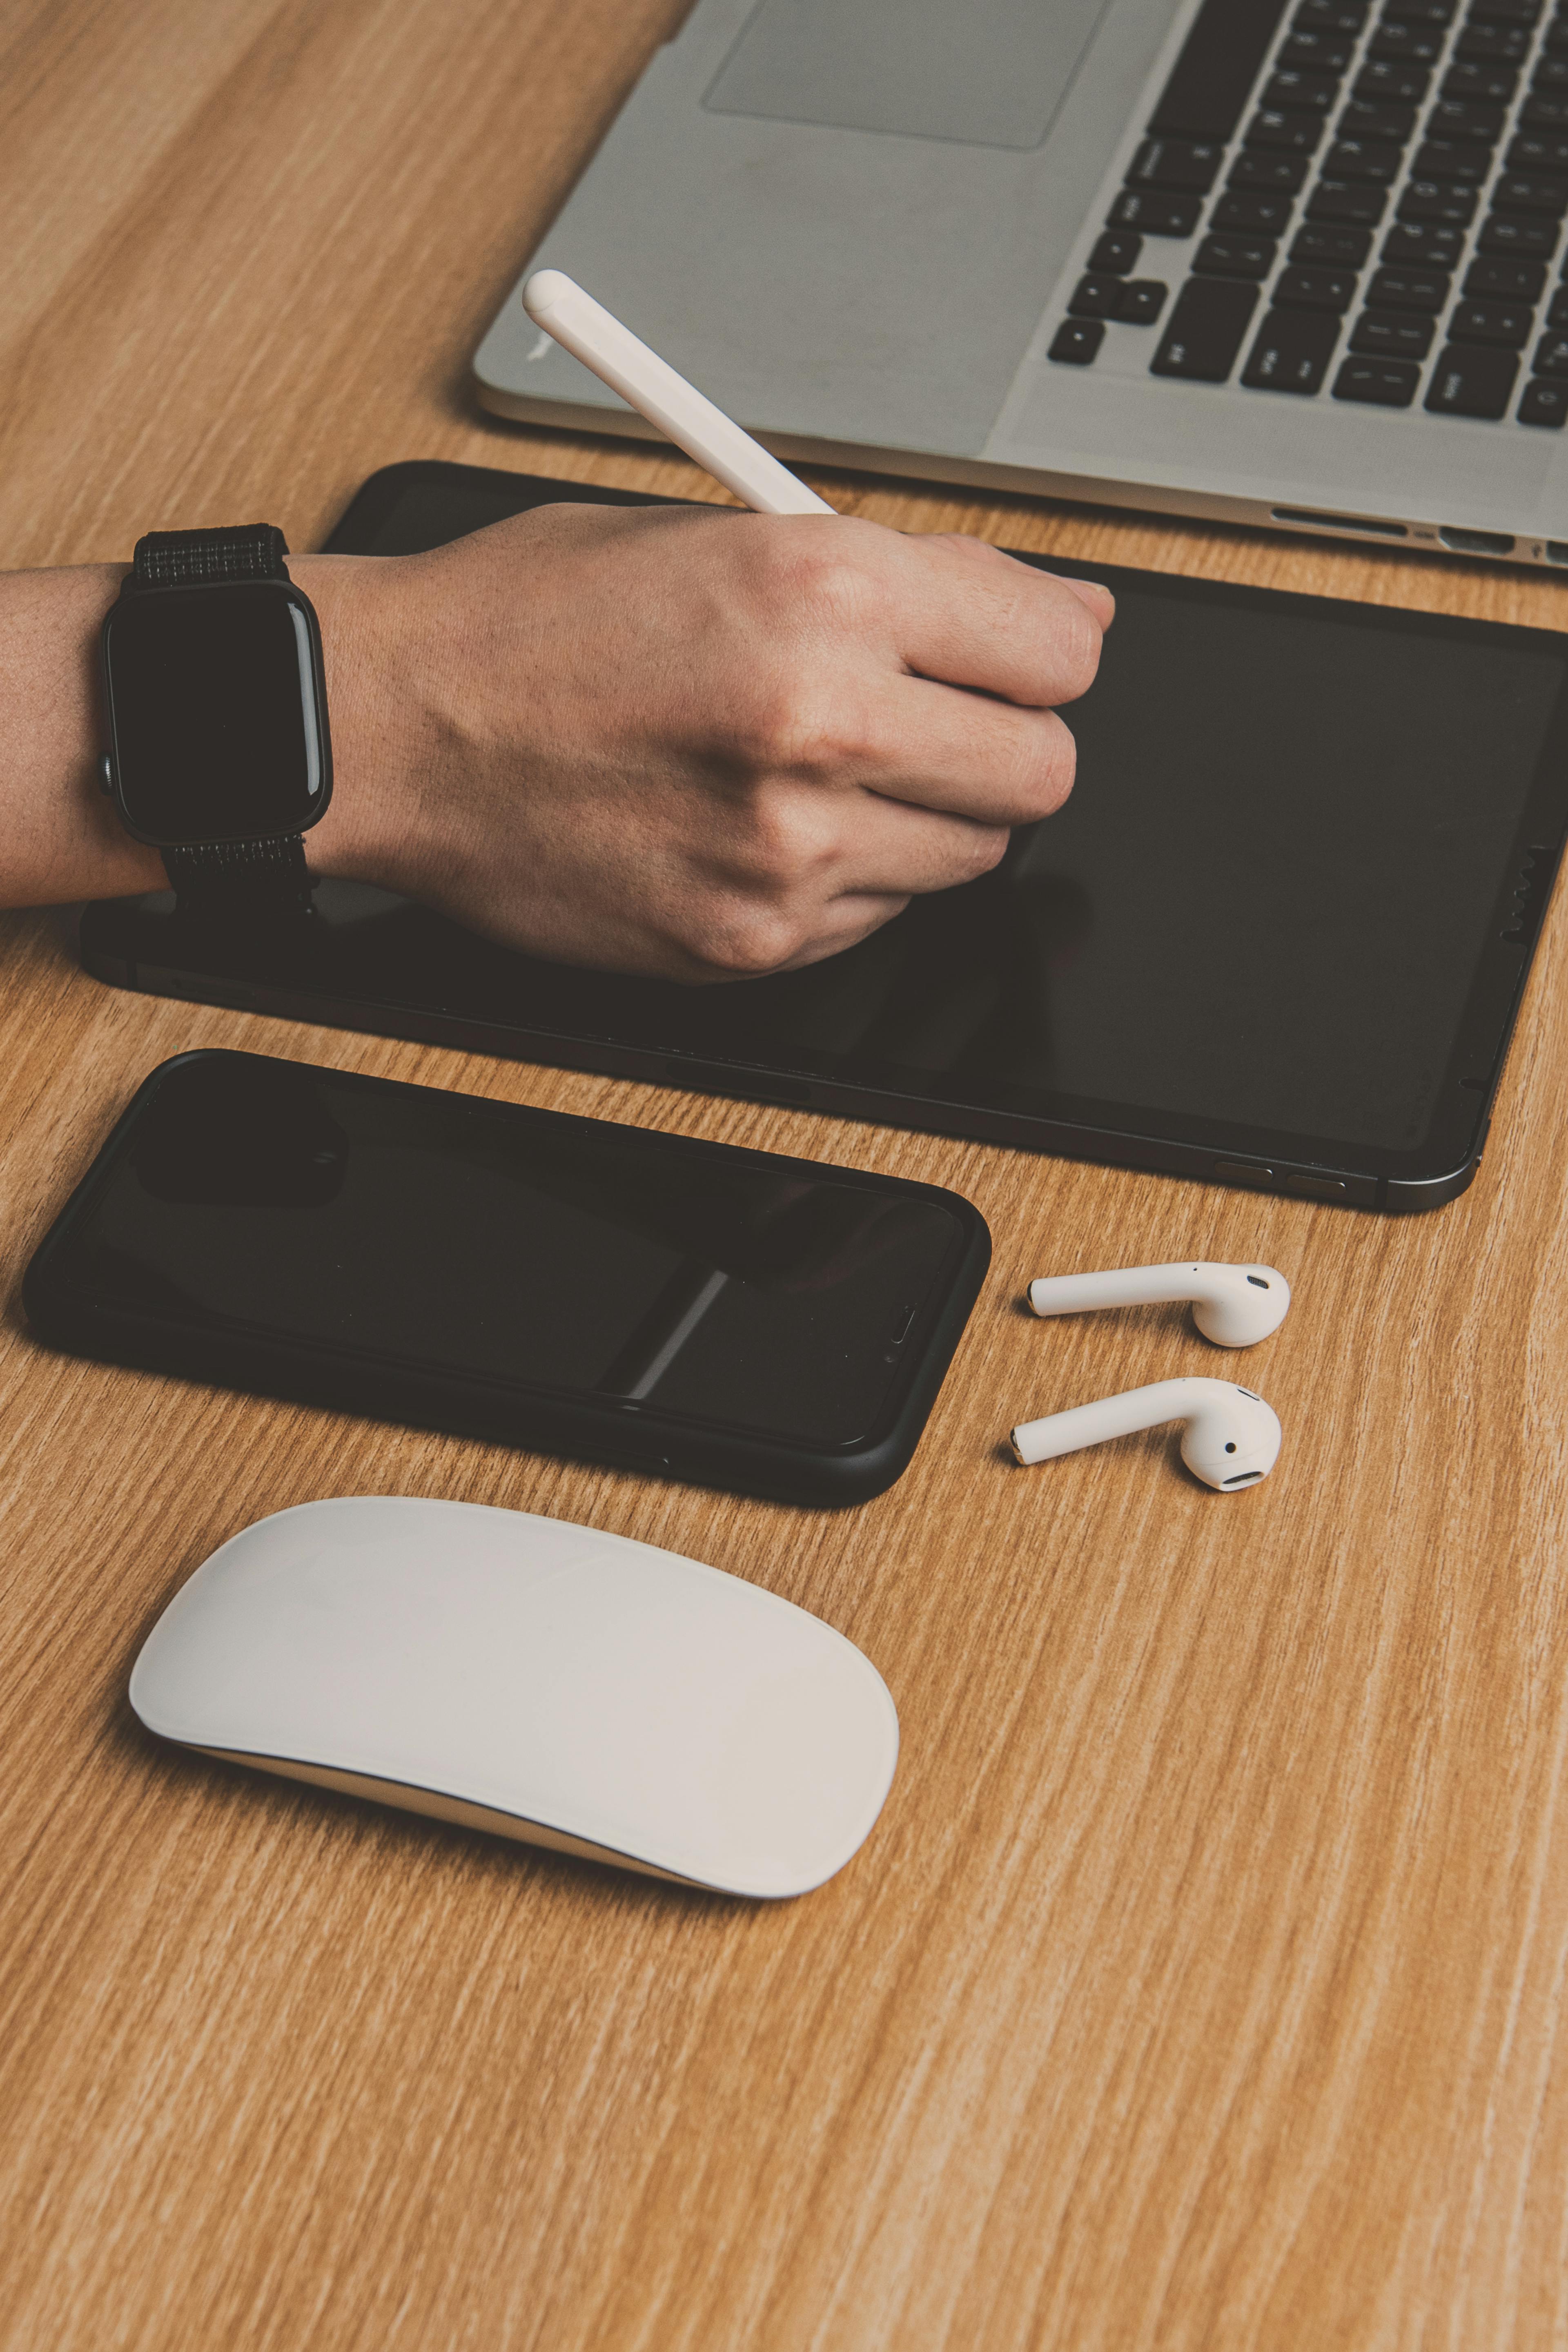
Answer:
[
  {"xmin": 0, "ymin": 508, "xmax": 1109, "ymax": 981},
  {"xmin": 0, "ymin": 563, "xmax": 163, "ymax": 903}
]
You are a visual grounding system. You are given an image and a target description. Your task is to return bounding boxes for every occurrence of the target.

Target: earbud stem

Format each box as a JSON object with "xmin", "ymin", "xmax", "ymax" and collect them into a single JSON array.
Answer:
[
  {"xmin": 1029, "ymin": 1266, "xmax": 1204, "ymax": 1318},
  {"xmin": 1010, "ymin": 1379, "xmax": 1199, "ymax": 1465}
]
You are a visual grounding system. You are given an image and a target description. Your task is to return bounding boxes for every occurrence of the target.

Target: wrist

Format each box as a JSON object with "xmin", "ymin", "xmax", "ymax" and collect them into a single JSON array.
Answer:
[{"xmin": 290, "ymin": 551, "xmax": 435, "ymax": 894}]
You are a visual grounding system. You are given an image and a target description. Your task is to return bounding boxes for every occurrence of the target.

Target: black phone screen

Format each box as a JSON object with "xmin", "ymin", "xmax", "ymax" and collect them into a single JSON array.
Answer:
[{"xmin": 42, "ymin": 1053, "xmax": 977, "ymax": 1455}]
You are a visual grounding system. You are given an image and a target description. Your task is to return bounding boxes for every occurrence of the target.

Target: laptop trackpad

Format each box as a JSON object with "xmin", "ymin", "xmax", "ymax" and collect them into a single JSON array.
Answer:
[{"xmin": 703, "ymin": 0, "xmax": 1114, "ymax": 152}]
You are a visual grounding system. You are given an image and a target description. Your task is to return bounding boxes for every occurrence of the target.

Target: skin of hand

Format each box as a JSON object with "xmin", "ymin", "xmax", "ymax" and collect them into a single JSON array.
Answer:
[
  {"xmin": 0, "ymin": 503, "xmax": 1109, "ymax": 981},
  {"xmin": 295, "ymin": 501, "xmax": 1112, "ymax": 981}
]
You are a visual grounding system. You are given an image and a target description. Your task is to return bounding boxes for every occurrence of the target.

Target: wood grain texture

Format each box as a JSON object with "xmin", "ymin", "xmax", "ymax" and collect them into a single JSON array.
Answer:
[{"xmin": 3, "ymin": 4, "xmax": 1568, "ymax": 2346}]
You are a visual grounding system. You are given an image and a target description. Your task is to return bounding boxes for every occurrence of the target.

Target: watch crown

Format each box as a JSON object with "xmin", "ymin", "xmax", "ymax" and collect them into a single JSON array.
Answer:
[{"xmin": 98, "ymin": 752, "xmax": 113, "ymax": 796}]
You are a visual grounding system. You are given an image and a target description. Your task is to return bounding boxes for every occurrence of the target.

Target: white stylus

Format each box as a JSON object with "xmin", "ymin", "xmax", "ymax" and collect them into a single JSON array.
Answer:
[{"xmin": 521, "ymin": 270, "xmax": 835, "ymax": 518}]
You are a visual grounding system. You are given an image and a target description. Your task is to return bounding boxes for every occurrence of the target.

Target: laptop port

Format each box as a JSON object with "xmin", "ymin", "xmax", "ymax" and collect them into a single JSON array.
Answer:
[
  {"xmin": 1272, "ymin": 508, "xmax": 1406, "ymax": 537},
  {"xmin": 1547, "ymin": 543, "xmax": 1568, "ymax": 566},
  {"xmin": 1439, "ymin": 526, "xmax": 1515, "ymax": 556}
]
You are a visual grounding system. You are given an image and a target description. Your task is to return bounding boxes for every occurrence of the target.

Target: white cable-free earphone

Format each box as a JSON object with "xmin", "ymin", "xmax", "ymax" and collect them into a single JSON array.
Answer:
[
  {"xmin": 1027, "ymin": 1260, "xmax": 1290, "ymax": 1348},
  {"xmin": 1010, "ymin": 1377, "xmax": 1281, "ymax": 1491}
]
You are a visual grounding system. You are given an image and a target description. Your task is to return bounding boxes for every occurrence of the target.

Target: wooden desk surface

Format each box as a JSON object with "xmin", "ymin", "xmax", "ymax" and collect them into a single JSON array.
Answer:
[{"xmin": 5, "ymin": 5, "xmax": 1568, "ymax": 2346}]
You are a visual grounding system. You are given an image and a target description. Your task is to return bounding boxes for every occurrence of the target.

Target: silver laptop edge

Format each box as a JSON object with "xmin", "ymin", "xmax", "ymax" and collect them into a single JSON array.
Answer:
[{"xmin": 475, "ymin": 0, "xmax": 1568, "ymax": 568}]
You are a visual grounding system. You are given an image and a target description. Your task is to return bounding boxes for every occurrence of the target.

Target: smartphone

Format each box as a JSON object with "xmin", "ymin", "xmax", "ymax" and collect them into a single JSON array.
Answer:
[{"xmin": 24, "ymin": 1052, "xmax": 990, "ymax": 1505}]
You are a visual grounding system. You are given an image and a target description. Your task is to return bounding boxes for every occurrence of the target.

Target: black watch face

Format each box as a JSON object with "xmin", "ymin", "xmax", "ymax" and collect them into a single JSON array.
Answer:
[{"xmin": 103, "ymin": 583, "xmax": 328, "ymax": 845}]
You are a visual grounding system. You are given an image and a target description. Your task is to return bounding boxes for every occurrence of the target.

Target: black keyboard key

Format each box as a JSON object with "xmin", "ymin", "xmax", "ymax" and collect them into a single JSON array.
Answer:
[
  {"xmin": 1107, "ymin": 189, "xmax": 1203, "ymax": 235},
  {"xmin": 1383, "ymin": 219, "xmax": 1466, "ymax": 263},
  {"xmin": 1116, "ymin": 279, "xmax": 1170, "ymax": 323},
  {"xmin": 1548, "ymin": 21, "xmax": 1568, "ymax": 56},
  {"xmin": 1260, "ymin": 105, "xmax": 1335, "ymax": 153},
  {"xmin": 1533, "ymin": 328, "xmax": 1568, "ymax": 368},
  {"xmin": 1211, "ymin": 190, "xmax": 1296, "ymax": 232},
  {"xmin": 1425, "ymin": 341, "xmax": 1521, "ymax": 411},
  {"xmin": 1128, "ymin": 136, "xmax": 1225, "ymax": 191},
  {"xmin": 1325, "ymin": 136, "xmax": 1403, "ymax": 178},
  {"xmin": 1264, "ymin": 69, "xmax": 1340, "ymax": 111},
  {"xmin": 1383, "ymin": 0, "xmax": 1456, "ymax": 20},
  {"xmin": 1292, "ymin": 222, "xmax": 1375, "ymax": 263},
  {"xmin": 1464, "ymin": 254, "xmax": 1546, "ymax": 296},
  {"xmin": 1524, "ymin": 91, "xmax": 1568, "ymax": 127},
  {"xmin": 1470, "ymin": 0, "xmax": 1544, "ymax": 21},
  {"xmin": 1279, "ymin": 31, "xmax": 1356, "ymax": 70},
  {"xmin": 1049, "ymin": 319, "xmax": 1105, "ymax": 366},
  {"xmin": 1548, "ymin": 282, "xmax": 1568, "ymax": 323},
  {"xmin": 1477, "ymin": 210, "xmax": 1562, "ymax": 253},
  {"xmin": 1370, "ymin": 20, "xmax": 1446, "ymax": 59},
  {"xmin": 1089, "ymin": 230, "xmax": 1143, "ymax": 274},
  {"xmin": 1151, "ymin": 278, "xmax": 1260, "ymax": 377},
  {"xmin": 1068, "ymin": 274, "xmax": 1124, "ymax": 318},
  {"xmin": 1412, "ymin": 138, "xmax": 1494, "ymax": 181},
  {"xmin": 1534, "ymin": 56, "xmax": 1568, "ymax": 94},
  {"xmin": 1334, "ymin": 354, "xmax": 1422, "ymax": 400},
  {"xmin": 1149, "ymin": 0, "xmax": 1293, "ymax": 138},
  {"xmin": 1356, "ymin": 59, "xmax": 1431, "ymax": 101},
  {"xmin": 1293, "ymin": 0, "xmax": 1370, "ymax": 27},
  {"xmin": 1442, "ymin": 61, "xmax": 1520, "ymax": 100},
  {"xmin": 1193, "ymin": 232, "xmax": 1278, "ymax": 276},
  {"xmin": 1241, "ymin": 304, "xmax": 1341, "ymax": 387},
  {"xmin": 1247, "ymin": 105, "xmax": 1326, "ymax": 150},
  {"xmin": 1338, "ymin": 98, "xmax": 1419, "ymax": 141},
  {"xmin": 1350, "ymin": 305, "xmax": 1437, "ymax": 353},
  {"xmin": 1493, "ymin": 172, "xmax": 1568, "ymax": 213},
  {"xmin": 1367, "ymin": 262, "xmax": 1451, "ymax": 305},
  {"xmin": 1455, "ymin": 21, "xmax": 1532, "ymax": 60},
  {"xmin": 1508, "ymin": 132, "xmax": 1568, "ymax": 171},
  {"xmin": 1519, "ymin": 373, "xmax": 1568, "ymax": 419},
  {"xmin": 1308, "ymin": 178, "xmax": 1388, "ymax": 222},
  {"xmin": 1399, "ymin": 178, "xmax": 1479, "ymax": 223},
  {"xmin": 1449, "ymin": 295, "xmax": 1535, "ymax": 341},
  {"xmin": 1275, "ymin": 262, "xmax": 1360, "ymax": 305},
  {"xmin": 1428, "ymin": 97, "xmax": 1507, "ymax": 136},
  {"xmin": 1229, "ymin": 149, "xmax": 1310, "ymax": 190}
]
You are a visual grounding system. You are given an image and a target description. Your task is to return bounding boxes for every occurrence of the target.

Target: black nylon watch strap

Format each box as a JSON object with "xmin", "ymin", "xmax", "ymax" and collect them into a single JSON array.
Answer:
[
  {"xmin": 131, "ymin": 525, "xmax": 290, "ymax": 587},
  {"xmin": 124, "ymin": 524, "xmax": 317, "ymax": 926},
  {"xmin": 163, "ymin": 835, "xmax": 314, "ymax": 922}
]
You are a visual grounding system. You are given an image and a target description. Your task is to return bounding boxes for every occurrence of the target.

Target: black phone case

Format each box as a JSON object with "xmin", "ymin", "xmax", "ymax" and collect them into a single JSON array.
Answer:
[{"xmin": 22, "ymin": 1052, "xmax": 991, "ymax": 1508}]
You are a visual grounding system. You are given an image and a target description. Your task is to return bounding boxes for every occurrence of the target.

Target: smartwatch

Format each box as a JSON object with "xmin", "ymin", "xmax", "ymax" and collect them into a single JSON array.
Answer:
[{"xmin": 100, "ymin": 525, "xmax": 332, "ymax": 923}]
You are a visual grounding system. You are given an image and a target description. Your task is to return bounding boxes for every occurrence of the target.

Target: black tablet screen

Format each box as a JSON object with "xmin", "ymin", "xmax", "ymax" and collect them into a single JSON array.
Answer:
[
  {"xmin": 317, "ymin": 469, "xmax": 1568, "ymax": 1166},
  {"xmin": 806, "ymin": 586, "xmax": 1564, "ymax": 1151}
]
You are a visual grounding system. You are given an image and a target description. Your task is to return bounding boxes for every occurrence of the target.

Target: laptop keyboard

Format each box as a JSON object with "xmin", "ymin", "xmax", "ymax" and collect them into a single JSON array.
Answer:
[{"xmin": 1049, "ymin": 0, "xmax": 1568, "ymax": 427}]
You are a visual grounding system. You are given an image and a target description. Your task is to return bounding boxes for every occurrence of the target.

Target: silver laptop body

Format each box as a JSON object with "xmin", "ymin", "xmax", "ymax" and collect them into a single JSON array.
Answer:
[{"xmin": 474, "ymin": 0, "xmax": 1568, "ymax": 568}]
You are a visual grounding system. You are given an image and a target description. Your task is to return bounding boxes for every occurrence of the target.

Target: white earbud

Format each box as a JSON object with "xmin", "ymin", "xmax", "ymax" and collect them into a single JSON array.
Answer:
[
  {"xmin": 1027, "ymin": 1261, "xmax": 1290, "ymax": 1348},
  {"xmin": 1009, "ymin": 1377, "xmax": 1281, "ymax": 1490}
]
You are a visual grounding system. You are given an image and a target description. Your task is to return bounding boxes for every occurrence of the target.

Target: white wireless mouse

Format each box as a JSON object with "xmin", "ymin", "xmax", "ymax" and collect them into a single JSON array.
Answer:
[{"xmin": 129, "ymin": 1497, "xmax": 898, "ymax": 1899}]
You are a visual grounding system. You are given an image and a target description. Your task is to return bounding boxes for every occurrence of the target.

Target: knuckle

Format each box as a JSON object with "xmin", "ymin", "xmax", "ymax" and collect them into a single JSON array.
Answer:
[
  {"xmin": 750, "ymin": 515, "xmax": 885, "ymax": 631},
  {"xmin": 682, "ymin": 897, "xmax": 804, "ymax": 979},
  {"xmin": 1039, "ymin": 593, "xmax": 1102, "ymax": 701},
  {"xmin": 729, "ymin": 790, "xmax": 826, "ymax": 891},
  {"xmin": 986, "ymin": 713, "xmax": 1077, "ymax": 823},
  {"xmin": 963, "ymin": 824, "xmax": 1011, "ymax": 878},
  {"xmin": 720, "ymin": 673, "xmax": 814, "ymax": 771},
  {"xmin": 729, "ymin": 673, "xmax": 880, "ymax": 780},
  {"xmin": 1020, "ymin": 713, "xmax": 1078, "ymax": 814}
]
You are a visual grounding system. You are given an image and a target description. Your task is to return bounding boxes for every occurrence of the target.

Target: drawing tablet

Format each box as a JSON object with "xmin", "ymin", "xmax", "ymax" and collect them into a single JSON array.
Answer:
[{"xmin": 78, "ymin": 462, "xmax": 1568, "ymax": 1210}]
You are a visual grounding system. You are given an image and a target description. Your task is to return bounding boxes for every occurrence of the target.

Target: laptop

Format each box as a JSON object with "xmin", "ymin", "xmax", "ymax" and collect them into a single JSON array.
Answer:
[{"xmin": 474, "ymin": 0, "xmax": 1568, "ymax": 568}]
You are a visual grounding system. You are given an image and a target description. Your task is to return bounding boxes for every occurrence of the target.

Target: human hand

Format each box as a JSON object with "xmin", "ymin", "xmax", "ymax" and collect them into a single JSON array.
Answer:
[{"xmin": 298, "ymin": 500, "xmax": 1111, "ymax": 982}]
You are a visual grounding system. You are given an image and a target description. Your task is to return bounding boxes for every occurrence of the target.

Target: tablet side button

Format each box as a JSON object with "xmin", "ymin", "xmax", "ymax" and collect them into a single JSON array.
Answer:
[
  {"xmin": 1287, "ymin": 1173, "xmax": 1349, "ymax": 1199},
  {"xmin": 1214, "ymin": 1159, "xmax": 1276, "ymax": 1185}
]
